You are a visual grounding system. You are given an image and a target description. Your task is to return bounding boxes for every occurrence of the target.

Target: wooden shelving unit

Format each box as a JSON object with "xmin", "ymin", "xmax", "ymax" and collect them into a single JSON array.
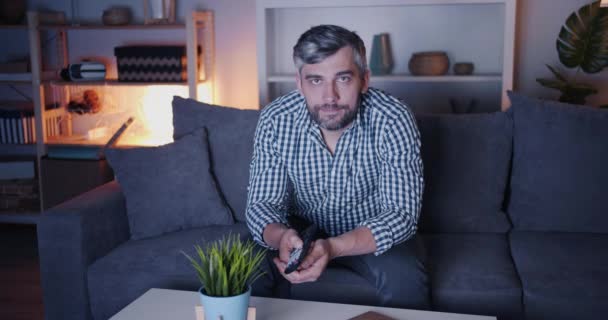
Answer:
[{"xmin": 0, "ymin": 11, "xmax": 215, "ymax": 224}]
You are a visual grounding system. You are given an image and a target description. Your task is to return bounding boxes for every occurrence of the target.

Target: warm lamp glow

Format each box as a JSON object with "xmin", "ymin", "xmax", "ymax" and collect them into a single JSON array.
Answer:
[
  {"xmin": 118, "ymin": 83, "xmax": 214, "ymax": 147},
  {"xmin": 602, "ymin": 0, "xmax": 608, "ymax": 8},
  {"xmin": 197, "ymin": 82, "xmax": 214, "ymax": 103},
  {"xmin": 136, "ymin": 85, "xmax": 186, "ymax": 146}
]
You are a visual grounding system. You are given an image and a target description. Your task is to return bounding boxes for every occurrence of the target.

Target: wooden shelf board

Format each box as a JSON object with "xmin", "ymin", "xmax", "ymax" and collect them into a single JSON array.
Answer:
[
  {"xmin": 268, "ymin": 74, "xmax": 503, "ymax": 83},
  {"xmin": 0, "ymin": 211, "xmax": 41, "ymax": 225},
  {"xmin": 0, "ymin": 144, "xmax": 37, "ymax": 156},
  {"xmin": 46, "ymin": 135, "xmax": 107, "ymax": 147},
  {"xmin": 0, "ymin": 73, "xmax": 32, "ymax": 82},
  {"xmin": 45, "ymin": 79, "xmax": 195, "ymax": 86},
  {"xmin": 0, "ymin": 80, "xmax": 32, "ymax": 85},
  {"xmin": 257, "ymin": 0, "xmax": 509, "ymax": 9},
  {"xmin": 0, "ymin": 25, "xmax": 28, "ymax": 30},
  {"xmin": 38, "ymin": 24, "xmax": 188, "ymax": 31}
]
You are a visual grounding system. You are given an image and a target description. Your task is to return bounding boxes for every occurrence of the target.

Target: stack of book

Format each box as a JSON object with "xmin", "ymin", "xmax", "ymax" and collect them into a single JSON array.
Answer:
[{"xmin": 0, "ymin": 102, "xmax": 36, "ymax": 144}]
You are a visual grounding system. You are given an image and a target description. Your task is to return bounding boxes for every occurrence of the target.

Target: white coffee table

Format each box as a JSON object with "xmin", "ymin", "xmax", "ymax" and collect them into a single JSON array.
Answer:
[{"xmin": 110, "ymin": 288, "xmax": 496, "ymax": 320}]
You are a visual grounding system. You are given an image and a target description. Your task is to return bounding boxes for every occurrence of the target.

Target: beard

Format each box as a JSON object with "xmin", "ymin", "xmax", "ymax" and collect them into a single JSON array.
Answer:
[{"xmin": 308, "ymin": 102, "xmax": 358, "ymax": 131}]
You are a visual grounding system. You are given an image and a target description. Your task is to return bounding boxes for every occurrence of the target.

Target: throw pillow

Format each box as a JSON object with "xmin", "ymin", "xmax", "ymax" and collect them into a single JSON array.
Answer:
[
  {"xmin": 507, "ymin": 92, "xmax": 608, "ymax": 233},
  {"xmin": 416, "ymin": 112, "xmax": 513, "ymax": 233},
  {"xmin": 172, "ymin": 96, "xmax": 260, "ymax": 222},
  {"xmin": 105, "ymin": 127, "xmax": 234, "ymax": 240}
]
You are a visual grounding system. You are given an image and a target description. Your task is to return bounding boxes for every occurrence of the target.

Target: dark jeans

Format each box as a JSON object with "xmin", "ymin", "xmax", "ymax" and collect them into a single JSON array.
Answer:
[{"xmin": 251, "ymin": 235, "xmax": 430, "ymax": 310}]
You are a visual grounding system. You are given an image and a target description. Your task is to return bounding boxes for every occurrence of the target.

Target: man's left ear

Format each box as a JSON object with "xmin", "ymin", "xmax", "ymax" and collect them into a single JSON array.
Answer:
[{"xmin": 361, "ymin": 69, "xmax": 370, "ymax": 93}]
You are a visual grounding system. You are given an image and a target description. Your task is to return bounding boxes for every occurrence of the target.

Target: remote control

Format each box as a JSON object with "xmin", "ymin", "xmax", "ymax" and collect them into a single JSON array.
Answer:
[{"xmin": 284, "ymin": 224, "xmax": 318, "ymax": 274}]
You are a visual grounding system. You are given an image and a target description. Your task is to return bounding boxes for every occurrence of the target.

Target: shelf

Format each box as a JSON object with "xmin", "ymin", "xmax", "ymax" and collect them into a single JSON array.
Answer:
[
  {"xmin": 0, "ymin": 211, "xmax": 40, "ymax": 225},
  {"xmin": 267, "ymin": 74, "xmax": 503, "ymax": 83},
  {"xmin": 46, "ymin": 135, "xmax": 107, "ymax": 147},
  {"xmin": 45, "ymin": 79, "xmax": 198, "ymax": 86},
  {"xmin": 37, "ymin": 23, "xmax": 207, "ymax": 31},
  {"xmin": 0, "ymin": 71, "xmax": 59, "ymax": 84},
  {"xmin": 257, "ymin": 0, "xmax": 512, "ymax": 8},
  {"xmin": 0, "ymin": 25, "xmax": 28, "ymax": 30},
  {"xmin": 0, "ymin": 73, "xmax": 32, "ymax": 82},
  {"xmin": 0, "ymin": 144, "xmax": 37, "ymax": 156}
]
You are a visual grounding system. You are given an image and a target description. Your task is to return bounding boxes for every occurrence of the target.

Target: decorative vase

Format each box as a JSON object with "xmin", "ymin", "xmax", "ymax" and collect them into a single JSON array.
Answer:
[
  {"xmin": 369, "ymin": 33, "xmax": 394, "ymax": 75},
  {"xmin": 199, "ymin": 286, "xmax": 251, "ymax": 320}
]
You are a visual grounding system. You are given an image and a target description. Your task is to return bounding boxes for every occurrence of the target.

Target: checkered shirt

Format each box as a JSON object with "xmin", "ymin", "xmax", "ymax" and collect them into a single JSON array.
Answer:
[{"xmin": 245, "ymin": 87, "xmax": 424, "ymax": 255}]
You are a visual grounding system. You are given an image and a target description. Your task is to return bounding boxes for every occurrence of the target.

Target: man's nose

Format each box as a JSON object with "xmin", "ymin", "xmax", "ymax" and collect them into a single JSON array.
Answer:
[{"xmin": 322, "ymin": 82, "xmax": 338, "ymax": 103}]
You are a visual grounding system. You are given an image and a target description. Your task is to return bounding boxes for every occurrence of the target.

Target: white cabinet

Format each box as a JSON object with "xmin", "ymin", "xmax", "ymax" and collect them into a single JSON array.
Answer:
[{"xmin": 256, "ymin": 0, "xmax": 517, "ymax": 112}]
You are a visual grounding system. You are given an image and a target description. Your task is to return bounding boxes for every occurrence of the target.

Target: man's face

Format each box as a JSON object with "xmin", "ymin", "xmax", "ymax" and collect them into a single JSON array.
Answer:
[{"xmin": 296, "ymin": 46, "xmax": 370, "ymax": 131}]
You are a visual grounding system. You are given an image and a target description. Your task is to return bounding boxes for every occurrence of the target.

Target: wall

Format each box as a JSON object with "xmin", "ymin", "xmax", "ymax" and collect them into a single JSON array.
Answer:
[{"xmin": 7, "ymin": 0, "xmax": 608, "ymax": 109}]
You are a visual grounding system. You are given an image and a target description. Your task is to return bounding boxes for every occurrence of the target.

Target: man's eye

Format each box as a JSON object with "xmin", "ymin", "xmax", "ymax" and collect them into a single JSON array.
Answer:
[
  {"xmin": 310, "ymin": 78, "xmax": 322, "ymax": 85},
  {"xmin": 337, "ymin": 76, "xmax": 351, "ymax": 83}
]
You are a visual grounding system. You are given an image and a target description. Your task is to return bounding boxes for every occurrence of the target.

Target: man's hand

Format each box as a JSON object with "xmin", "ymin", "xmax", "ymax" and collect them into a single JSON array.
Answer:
[
  {"xmin": 277, "ymin": 228, "xmax": 302, "ymax": 263},
  {"xmin": 273, "ymin": 238, "xmax": 333, "ymax": 284},
  {"xmin": 265, "ymin": 224, "xmax": 377, "ymax": 284}
]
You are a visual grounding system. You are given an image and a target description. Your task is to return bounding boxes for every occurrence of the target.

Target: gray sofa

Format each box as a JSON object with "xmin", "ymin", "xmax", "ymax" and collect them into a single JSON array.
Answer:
[{"xmin": 37, "ymin": 92, "xmax": 608, "ymax": 320}]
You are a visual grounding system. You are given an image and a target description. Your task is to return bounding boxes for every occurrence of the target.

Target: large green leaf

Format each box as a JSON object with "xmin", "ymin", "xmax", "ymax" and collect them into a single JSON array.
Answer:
[{"xmin": 557, "ymin": 1, "xmax": 608, "ymax": 73}]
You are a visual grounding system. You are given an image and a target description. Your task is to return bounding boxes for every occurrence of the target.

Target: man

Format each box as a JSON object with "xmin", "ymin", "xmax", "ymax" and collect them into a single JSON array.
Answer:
[{"xmin": 246, "ymin": 25, "xmax": 429, "ymax": 309}]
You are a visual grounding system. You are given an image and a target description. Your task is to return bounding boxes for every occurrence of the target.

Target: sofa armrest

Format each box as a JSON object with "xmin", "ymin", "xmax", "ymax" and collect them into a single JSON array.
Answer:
[{"xmin": 37, "ymin": 180, "xmax": 130, "ymax": 320}]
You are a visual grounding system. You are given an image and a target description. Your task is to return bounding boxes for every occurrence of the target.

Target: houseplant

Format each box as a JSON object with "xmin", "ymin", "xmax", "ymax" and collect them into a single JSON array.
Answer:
[
  {"xmin": 536, "ymin": 0, "xmax": 608, "ymax": 106},
  {"xmin": 184, "ymin": 234, "xmax": 266, "ymax": 320}
]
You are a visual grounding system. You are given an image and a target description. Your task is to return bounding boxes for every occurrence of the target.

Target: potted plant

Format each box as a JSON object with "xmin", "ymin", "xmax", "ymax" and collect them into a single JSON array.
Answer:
[
  {"xmin": 536, "ymin": 0, "xmax": 608, "ymax": 107},
  {"xmin": 183, "ymin": 234, "xmax": 266, "ymax": 320}
]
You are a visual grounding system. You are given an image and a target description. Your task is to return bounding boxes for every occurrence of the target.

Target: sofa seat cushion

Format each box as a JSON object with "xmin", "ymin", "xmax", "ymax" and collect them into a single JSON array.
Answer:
[
  {"xmin": 290, "ymin": 266, "xmax": 379, "ymax": 306},
  {"xmin": 423, "ymin": 234, "xmax": 522, "ymax": 320},
  {"xmin": 510, "ymin": 232, "xmax": 608, "ymax": 320},
  {"xmin": 87, "ymin": 223, "xmax": 250, "ymax": 320},
  {"xmin": 172, "ymin": 97, "xmax": 260, "ymax": 222},
  {"xmin": 416, "ymin": 112, "xmax": 512, "ymax": 233},
  {"xmin": 508, "ymin": 92, "xmax": 608, "ymax": 232}
]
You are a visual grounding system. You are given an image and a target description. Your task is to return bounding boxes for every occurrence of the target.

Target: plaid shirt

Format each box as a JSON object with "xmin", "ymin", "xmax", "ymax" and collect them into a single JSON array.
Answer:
[{"xmin": 246, "ymin": 88, "xmax": 423, "ymax": 255}]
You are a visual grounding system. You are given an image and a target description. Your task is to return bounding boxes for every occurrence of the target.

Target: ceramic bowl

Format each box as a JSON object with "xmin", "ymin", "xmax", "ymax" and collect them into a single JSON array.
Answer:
[
  {"xmin": 408, "ymin": 51, "xmax": 450, "ymax": 76},
  {"xmin": 102, "ymin": 7, "xmax": 132, "ymax": 26}
]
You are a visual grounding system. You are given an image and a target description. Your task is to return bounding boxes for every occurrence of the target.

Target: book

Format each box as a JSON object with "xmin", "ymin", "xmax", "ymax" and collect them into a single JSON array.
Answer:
[{"xmin": 0, "ymin": 107, "xmax": 35, "ymax": 144}]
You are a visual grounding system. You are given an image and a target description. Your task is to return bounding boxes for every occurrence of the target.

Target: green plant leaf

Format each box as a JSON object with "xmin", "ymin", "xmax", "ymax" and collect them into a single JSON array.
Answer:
[
  {"xmin": 537, "ymin": 78, "xmax": 567, "ymax": 90},
  {"xmin": 546, "ymin": 64, "xmax": 568, "ymax": 82},
  {"xmin": 184, "ymin": 235, "xmax": 267, "ymax": 297},
  {"xmin": 557, "ymin": 1, "xmax": 608, "ymax": 73}
]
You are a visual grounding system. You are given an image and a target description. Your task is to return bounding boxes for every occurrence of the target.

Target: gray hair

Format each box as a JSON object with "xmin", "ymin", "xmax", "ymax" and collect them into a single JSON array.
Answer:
[{"xmin": 293, "ymin": 25, "xmax": 367, "ymax": 78}]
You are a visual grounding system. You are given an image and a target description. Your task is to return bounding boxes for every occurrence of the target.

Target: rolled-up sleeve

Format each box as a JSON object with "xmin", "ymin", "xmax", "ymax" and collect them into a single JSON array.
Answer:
[
  {"xmin": 245, "ymin": 114, "xmax": 289, "ymax": 249},
  {"xmin": 359, "ymin": 108, "xmax": 424, "ymax": 255}
]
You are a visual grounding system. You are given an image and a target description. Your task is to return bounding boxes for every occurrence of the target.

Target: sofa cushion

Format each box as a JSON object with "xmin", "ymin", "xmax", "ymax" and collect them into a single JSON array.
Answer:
[
  {"xmin": 106, "ymin": 128, "xmax": 233, "ymax": 240},
  {"xmin": 508, "ymin": 92, "xmax": 608, "ymax": 232},
  {"xmin": 172, "ymin": 97, "xmax": 260, "ymax": 222},
  {"xmin": 423, "ymin": 233, "xmax": 522, "ymax": 320},
  {"xmin": 510, "ymin": 232, "xmax": 608, "ymax": 320},
  {"xmin": 416, "ymin": 112, "xmax": 512, "ymax": 233},
  {"xmin": 87, "ymin": 223, "xmax": 250, "ymax": 320}
]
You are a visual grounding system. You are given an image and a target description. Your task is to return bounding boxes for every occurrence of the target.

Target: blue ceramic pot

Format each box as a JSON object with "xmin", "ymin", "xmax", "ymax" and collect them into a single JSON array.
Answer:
[{"xmin": 199, "ymin": 286, "xmax": 251, "ymax": 320}]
